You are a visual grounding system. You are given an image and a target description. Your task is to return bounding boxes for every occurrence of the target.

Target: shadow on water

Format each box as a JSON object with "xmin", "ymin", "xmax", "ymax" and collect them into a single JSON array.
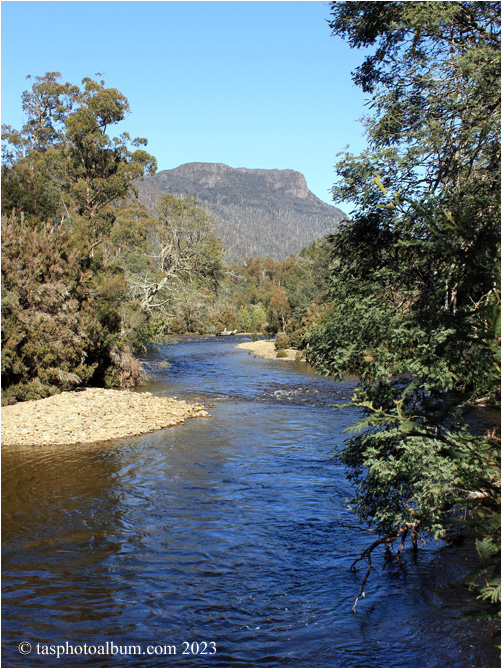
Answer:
[{"xmin": 2, "ymin": 337, "xmax": 500, "ymax": 667}]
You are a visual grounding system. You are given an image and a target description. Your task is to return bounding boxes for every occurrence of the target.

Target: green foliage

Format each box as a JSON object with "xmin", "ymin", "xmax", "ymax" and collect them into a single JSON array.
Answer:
[
  {"xmin": 219, "ymin": 243, "xmax": 332, "ymax": 339},
  {"xmin": 467, "ymin": 536, "xmax": 501, "ymax": 615},
  {"xmin": 155, "ymin": 194, "xmax": 224, "ymax": 292},
  {"xmin": 112, "ymin": 195, "xmax": 224, "ymax": 335},
  {"xmin": 1, "ymin": 73, "xmax": 157, "ymax": 402},
  {"xmin": 305, "ymin": 1, "xmax": 501, "ymax": 607},
  {"xmin": 113, "ymin": 238, "xmax": 332, "ymax": 339},
  {"xmin": 0, "ymin": 213, "xmax": 134, "ymax": 404},
  {"xmin": 275, "ymin": 331, "xmax": 291, "ymax": 351},
  {"xmin": 338, "ymin": 390, "xmax": 500, "ymax": 538},
  {"xmin": 236, "ymin": 304, "xmax": 267, "ymax": 333},
  {"xmin": 2, "ymin": 72, "xmax": 156, "ymax": 247}
]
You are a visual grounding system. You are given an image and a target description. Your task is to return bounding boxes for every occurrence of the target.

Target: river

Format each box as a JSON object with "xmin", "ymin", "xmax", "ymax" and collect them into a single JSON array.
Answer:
[{"xmin": 1, "ymin": 337, "xmax": 499, "ymax": 667}]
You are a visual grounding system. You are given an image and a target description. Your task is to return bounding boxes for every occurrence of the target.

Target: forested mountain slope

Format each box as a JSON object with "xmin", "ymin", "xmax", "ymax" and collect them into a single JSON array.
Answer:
[{"xmin": 136, "ymin": 162, "xmax": 345, "ymax": 260}]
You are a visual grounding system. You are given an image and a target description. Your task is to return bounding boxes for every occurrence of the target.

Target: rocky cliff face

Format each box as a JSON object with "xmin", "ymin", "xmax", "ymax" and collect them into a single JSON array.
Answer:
[{"xmin": 136, "ymin": 163, "xmax": 346, "ymax": 261}]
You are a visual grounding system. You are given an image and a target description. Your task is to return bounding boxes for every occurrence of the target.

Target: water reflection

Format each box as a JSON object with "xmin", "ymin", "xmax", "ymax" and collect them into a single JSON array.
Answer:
[{"xmin": 2, "ymin": 338, "xmax": 499, "ymax": 667}]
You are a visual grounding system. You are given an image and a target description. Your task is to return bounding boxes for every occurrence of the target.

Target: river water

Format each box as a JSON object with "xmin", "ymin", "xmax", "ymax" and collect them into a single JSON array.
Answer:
[{"xmin": 2, "ymin": 337, "xmax": 499, "ymax": 668}]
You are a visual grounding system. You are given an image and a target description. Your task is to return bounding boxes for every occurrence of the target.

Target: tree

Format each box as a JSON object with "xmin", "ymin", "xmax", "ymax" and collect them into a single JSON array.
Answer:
[
  {"xmin": 1, "ymin": 213, "xmax": 132, "ymax": 404},
  {"xmin": 2, "ymin": 72, "xmax": 156, "ymax": 250},
  {"xmin": 305, "ymin": 1, "xmax": 500, "ymax": 610},
  {"xmin": 123, "ymin": 195, "xmax": 224, "ymax": 322},
  {"xmin": 329, "ymin": 2, "xmax": 500, "ymax": 208},
  {"xmin": 267, "ymin": 286, "xmax": 291, "ymax": 333},
  {"xmin": 1, "ymin": 74, "xmax": 156, "ymax": 401}
]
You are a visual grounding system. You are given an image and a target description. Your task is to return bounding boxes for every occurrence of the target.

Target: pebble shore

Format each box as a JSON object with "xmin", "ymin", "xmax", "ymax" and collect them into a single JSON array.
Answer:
[
  {"xmin": 235, "ymin": 340, "xmax": 303, "ymax": 362},
  {"xmin": 1, "ymin": 388, "xmax": 209, "ymax": 447}
]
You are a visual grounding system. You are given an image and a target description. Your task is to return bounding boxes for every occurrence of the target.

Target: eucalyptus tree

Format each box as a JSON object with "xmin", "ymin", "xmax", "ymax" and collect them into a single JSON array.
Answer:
[
  {"xmin": 305, "ymin": 1, "xmax": 500, "ymax": 609},
  {"xmin": 123, "ymin": 195, "xmax": 224, "ymax": 323},
  {"xmin": 1, "ymin": 73, "xmax": 156, "ymax": 401},
  {"xmin": 2, "ymin": 72, "xmax": 156, "ymax": 250}
]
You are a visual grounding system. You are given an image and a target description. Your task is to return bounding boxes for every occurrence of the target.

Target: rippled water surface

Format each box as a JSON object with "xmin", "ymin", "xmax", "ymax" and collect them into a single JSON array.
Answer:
[{"xmin": 2, "ymin": 337, "xmax": 499, "ymax": 667}]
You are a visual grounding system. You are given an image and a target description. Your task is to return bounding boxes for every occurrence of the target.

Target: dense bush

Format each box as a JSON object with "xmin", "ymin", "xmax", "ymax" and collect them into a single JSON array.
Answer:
[
  {"xmin": 1, "ymin": 73, "xmax": 156, "ymax": 403},
  {"xmin": 274, "ymin": 331, "xmax": 291, "ymax": 351},
  {"xmin": 305, "ymin": 0, "xmax": 501, "ymax": 610},
  {"xmin": 1, "ymin": 214, "xmax": 143, "ymax": 404}
]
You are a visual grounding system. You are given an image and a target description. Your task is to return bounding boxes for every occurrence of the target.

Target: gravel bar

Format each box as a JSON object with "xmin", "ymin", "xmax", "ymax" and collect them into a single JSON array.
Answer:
[{"xmin": 1, "ymin": 388, "xmax": 209, "ymax": 446}]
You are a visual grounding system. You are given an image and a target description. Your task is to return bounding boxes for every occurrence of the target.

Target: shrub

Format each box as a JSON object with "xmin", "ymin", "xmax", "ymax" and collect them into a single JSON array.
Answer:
[
  {"xmin": 275, "ymin": 331, "xmax": 291, "ymax": 351},
  {"xmin": 1, "ymin": 214, "xmax": 139, "ymax": 404}
]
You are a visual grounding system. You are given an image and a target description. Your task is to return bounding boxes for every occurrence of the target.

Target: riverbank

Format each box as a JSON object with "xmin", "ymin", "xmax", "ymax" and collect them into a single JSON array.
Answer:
[
  {"xmin": 235, "ymin": 339, "xmax": 304, "ymax": 362},
  {"xmin": 1, "ymin": 388, "xmax": 209, "ymax": 447}
]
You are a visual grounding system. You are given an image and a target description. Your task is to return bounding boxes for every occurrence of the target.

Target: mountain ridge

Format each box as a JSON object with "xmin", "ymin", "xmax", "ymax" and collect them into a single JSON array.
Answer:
[{"xmin": 136, "ymin": 162, "xmax": 346, "ymax": 261}]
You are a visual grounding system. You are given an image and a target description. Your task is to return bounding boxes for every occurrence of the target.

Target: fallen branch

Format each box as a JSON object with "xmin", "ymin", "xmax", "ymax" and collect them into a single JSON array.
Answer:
[{"xmin": 350, "ymin": 533, "xmax": 398, "ymax": 612}]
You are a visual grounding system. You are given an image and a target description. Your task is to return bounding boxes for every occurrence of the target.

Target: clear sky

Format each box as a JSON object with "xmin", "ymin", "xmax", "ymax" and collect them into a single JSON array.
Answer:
[{"xmin": 1, "ymin": 0, "xmax": 370, "ymax": 209}]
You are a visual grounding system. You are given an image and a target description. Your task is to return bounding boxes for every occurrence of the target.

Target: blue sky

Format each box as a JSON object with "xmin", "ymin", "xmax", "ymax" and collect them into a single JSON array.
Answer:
[{"xmin": 1, "ymin": 1, "xmax": 370, "ymax": 209}]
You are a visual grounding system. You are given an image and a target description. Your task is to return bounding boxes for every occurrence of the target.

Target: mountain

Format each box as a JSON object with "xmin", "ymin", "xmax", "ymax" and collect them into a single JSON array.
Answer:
[{"xmin": 135, "ymin": 163, "xmax": 346, "ymax": 261}]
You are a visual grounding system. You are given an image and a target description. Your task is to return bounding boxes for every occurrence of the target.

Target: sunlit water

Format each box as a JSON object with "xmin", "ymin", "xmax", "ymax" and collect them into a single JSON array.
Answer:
[{"xmin": 2, "ymin": 337, "xmax": 499, "ymax": 667}]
